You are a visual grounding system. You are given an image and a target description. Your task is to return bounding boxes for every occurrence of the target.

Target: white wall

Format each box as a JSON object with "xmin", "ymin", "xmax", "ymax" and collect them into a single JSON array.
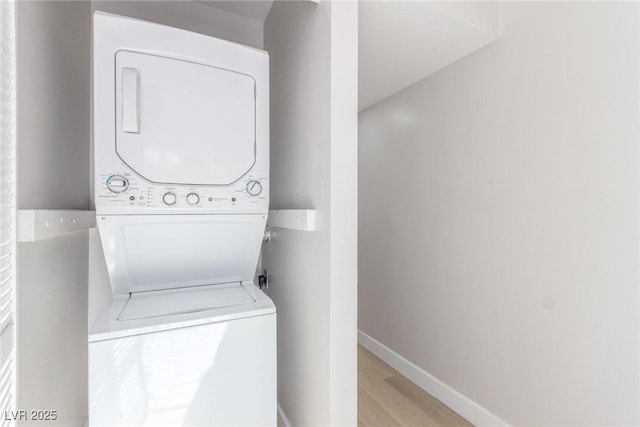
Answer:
[
  {"xmin": 17, "ymin": 0, "xmax": 91, "ymax": 211},
  {"xmin": 359, "ymin": 2, "xmax": 639, "ymax": 425},
  {"xmin": 263, "ymin": 1, "xmax": 357, "ymax": 425},
  {"xmin": 17, "ymin": 234, "xmax": 89, "ymax": 427},
  {"xmin": 16, "ymin": 2, "xmax": 91, "ymax": 425},
  {"xmin": 328, "ymin": 2, "xmax": 358, "ymax": 424}
]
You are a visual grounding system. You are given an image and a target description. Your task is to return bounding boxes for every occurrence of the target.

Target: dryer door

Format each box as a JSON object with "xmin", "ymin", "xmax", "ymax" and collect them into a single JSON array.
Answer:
[{"xmin": 115, "ymin": 50, "xmax": 256, "ymax": 186}]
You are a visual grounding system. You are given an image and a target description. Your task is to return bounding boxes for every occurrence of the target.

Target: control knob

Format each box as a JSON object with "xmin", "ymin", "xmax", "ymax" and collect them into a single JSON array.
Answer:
[
  {"xmin": 246, "ymin": 180, "xmax": 262, "ymax": 196},
  {"xmin": 162, "ymin": 192, "xmax": 177, "ymax": 206},
  {"xmin": 106, "ymin": 175, "xmax": 129, "ymax": 193},
  {"xmin": 186, "ymin": 193, "xmax": 200, "ymax": 205}
]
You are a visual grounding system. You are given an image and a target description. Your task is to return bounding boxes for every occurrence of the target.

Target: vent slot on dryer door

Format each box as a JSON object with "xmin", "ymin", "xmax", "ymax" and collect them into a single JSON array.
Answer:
[{"xmin": 115, "ymin": 50, "xmax": 257, "ymax": 186}]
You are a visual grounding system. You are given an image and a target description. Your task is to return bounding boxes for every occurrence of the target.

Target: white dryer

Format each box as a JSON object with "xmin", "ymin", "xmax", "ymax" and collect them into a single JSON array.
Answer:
[{"xmin": 89, "ymin": 12, "xmax": 275, "ymax": 426}]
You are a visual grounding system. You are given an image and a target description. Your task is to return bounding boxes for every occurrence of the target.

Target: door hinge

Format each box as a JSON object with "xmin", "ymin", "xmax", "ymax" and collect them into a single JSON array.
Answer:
[{"xmin": 258, "ymin": 270, "xmax": 268, "ymax": 289}]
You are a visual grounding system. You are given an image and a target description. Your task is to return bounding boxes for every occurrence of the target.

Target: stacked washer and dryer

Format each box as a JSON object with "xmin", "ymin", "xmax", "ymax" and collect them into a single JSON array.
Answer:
[{"xmin": 89, "ymin": 12, "xmax": 276, "ymax": 426}]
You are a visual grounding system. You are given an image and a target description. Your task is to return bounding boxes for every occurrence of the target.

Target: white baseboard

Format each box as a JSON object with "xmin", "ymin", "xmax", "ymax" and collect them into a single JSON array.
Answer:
[
  {"xmin": 277, "ymin": 402, "xmax": 292, "ymax": 427},
  {"xmin": 358, "ymin": 330, "xmax": 509, "ymax": 427}
]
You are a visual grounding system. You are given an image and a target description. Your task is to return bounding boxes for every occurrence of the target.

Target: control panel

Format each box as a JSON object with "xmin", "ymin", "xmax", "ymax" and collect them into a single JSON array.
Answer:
[
  {"xmin": 95, "ymin": 160, "xmax": 268, "ymax": 215},
  {"xmin": 93, "ymin": 40, "xmax": 269, "ymax": 216}
]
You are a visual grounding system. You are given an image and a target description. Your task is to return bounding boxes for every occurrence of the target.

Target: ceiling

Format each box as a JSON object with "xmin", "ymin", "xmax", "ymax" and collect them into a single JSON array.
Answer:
[{"xmin": 358, "ymin": 1, "xmax": 501, "ymax": 110}]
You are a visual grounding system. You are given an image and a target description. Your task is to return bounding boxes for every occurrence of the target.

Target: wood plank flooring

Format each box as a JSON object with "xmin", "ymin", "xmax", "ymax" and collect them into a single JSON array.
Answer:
[{"xmin": 358, "ymin": 345, "xmax": 473, "ymax": 427}]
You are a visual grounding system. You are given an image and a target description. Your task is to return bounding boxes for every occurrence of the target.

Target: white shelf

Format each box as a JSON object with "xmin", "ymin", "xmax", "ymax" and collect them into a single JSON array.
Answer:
[
  {"xmin": 267, "ymin": 209, "xmax": 317, "ymax": 232},
  {"xmin": 17, "ymin": 209, "xmax": 315, "ymax": 240},
  {"xmin": 18, "ymin": 210, "xmax": 96, "ymax": 242}
]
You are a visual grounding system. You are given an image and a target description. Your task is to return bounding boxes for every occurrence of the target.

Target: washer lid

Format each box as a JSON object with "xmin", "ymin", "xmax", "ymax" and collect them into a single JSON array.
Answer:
[
  {"xmin": 115, "ymin": 50, "xmax": 257, "ymax": 186},
  {"xmin": 118, "ymin": 283, "xmax": 255, "ymax": 320},
  {"xmin": 97, "ymin": 214, "xmax": 267, "ymax": 295},
  {"xmin": 89, "ymin": 283, "xmax": 276, "ymax": 342}
]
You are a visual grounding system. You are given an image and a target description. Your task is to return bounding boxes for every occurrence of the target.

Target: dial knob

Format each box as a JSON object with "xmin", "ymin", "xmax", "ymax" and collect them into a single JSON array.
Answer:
[
  {"xmin": 106, "ymin": 175, "xmax": 129, "ymax": 193},
  {"xmin": 186, "ymin": 193, "xmax": 200, "ymax": 205},
  {"xmin": 162, "ymin": 192, "xmax": 177, "ymax": 206},
  {"xmin": 246, "ymin": 180, "xmax": 262, "ymax": 196}
]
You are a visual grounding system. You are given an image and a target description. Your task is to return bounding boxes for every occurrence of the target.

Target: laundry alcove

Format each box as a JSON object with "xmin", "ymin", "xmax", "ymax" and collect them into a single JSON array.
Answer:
[{"xmin": 15, "ymin": 1, "xmax": 357, "ymax": 426}]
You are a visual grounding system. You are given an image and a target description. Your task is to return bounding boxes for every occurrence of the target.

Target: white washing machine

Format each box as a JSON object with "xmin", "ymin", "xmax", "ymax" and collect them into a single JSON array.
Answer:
[{"xmin": 89, "ymin": 12, "xmax": 275, "ymax": 426}]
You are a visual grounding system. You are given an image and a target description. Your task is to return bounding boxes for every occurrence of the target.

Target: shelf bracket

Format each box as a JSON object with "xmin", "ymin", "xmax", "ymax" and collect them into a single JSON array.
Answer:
[
  {"xmin": 18, "ymin": 210, "xmax": 96, "ymax": 242},
  {"xmin": 267, "ymin": 209, "xmax": 317, "ymax": 232}
]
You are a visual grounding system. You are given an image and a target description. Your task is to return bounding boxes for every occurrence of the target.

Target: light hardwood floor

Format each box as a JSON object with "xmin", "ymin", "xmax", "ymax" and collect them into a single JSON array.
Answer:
[{"xmin": 358, "ymin": 345, "xmax": 473, "ymax": 427}]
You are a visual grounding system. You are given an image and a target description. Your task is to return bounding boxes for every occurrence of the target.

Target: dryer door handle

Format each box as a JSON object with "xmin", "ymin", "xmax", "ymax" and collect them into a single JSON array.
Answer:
[{"xmin": 122, "ymin": 67, "xmax": 139, "ymax": 133}]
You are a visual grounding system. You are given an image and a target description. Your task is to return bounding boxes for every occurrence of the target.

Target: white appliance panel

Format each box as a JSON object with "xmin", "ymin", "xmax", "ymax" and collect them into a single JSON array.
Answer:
[
  {"xmin": 118, "ymin": 283, "xmax": 255, "ymax": 320},
  {"xmin": 115, "ymin": 50, "xmax": 256, "ymax": 186},
  {"xmin": 98, "ymin": 214, "xmax": 267, "ymax": 294},
  {"xmin": 93, "ymin": 12, "xmax": 269, "ymax": 215},
  {"xmin": 94, "ymin": 171, "xmax": 269, "ymax": 215},
  {"xmin": 89, "ymin": 283, "xmax": 276, "ymax": 342},
  {"xmin": 89, "ymin": 313, "xmax": 277, "ymax": 426}
]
